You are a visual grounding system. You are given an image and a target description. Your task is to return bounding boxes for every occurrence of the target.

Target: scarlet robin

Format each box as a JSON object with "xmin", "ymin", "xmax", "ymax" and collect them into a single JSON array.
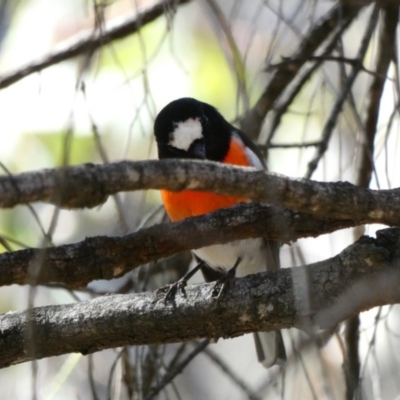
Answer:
[{"xmin": 154, "ymin": 97, "xmax": 286, "ymax": 367}]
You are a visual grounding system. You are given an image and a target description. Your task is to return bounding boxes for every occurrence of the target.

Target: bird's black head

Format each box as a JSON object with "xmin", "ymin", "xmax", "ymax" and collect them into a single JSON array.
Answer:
[{"xmin": 154, "ymin": 97, "xmax": 231, "ymax": 161}]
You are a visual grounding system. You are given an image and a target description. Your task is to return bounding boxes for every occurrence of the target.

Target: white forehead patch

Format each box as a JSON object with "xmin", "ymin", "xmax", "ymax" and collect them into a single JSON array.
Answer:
[{"xmin": 169, "ymin": 118, "xmax": 203, "ymax": 151}]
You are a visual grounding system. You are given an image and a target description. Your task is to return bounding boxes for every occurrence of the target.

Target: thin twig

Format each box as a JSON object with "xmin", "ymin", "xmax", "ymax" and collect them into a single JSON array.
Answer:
[
  {"xmin": 202, "ymin": 346, "xmax": 260, "ymax": 400},
  {"xmin": 0, "ymin": 0, "xmax": 192, "ymax": 90},
  {"xmin": 264, "ymin": 8, "xmax": 356, "ymax": 144},
  {"xmin": 144, "ymin": 340, "xmax": 209, "ymax": 400},
  {"xmin": 344, "ymin": 315, "xmax": 361, "ymax": 400},
  {"xmin": 240, "ymin": 0, "xmax": 373, "ymax": 139},
  {"xmin": 204, "ymin": 0, "xmax": 249, "ymax": 110},
  {"xmin": 88, "ymin": 354, "xmax": 101, "ymax": 400},
  {"xmin": 267, "ymin": 56, "xmax": 386, "ymax": 78},
  {"xmin": 357, "ymin": 4, "xmax": 398, "ymax": 188},
  {"xmin": 107, "ymin": 349, "xmax": 124, "ymax": 400},
  {"xmin": 344, "ymin": 4, "xmax": 399, "ymax": 400},
  {"xmin": 306, "ymin": 5, "xmax": 380, "ymax": 179},
  {"xmin": 265, "ymin": 140, "xmax": 322, "ymax": 149}
]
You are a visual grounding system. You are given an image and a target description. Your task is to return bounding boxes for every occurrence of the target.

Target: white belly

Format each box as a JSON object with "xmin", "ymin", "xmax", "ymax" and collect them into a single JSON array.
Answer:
[{"xmin": 193, "ymin": 238, "xmax": 268, "ymax": 278}]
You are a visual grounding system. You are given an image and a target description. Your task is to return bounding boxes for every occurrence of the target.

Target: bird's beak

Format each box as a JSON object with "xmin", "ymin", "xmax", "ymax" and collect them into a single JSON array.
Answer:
[{"xmin": 191, "ymin": 140, "xmax": 206, "ymax": 159}]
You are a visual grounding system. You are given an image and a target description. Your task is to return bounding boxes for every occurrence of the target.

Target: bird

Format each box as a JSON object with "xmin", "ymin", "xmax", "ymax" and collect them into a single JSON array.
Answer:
[{"xmin": 154, "ymin": 97, "xmax": 286, "ymax": 368}]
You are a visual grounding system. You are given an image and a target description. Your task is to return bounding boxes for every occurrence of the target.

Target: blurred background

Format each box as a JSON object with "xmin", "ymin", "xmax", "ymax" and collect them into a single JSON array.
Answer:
[{"xmin": 0, "ymin": 0, "xmax": 399, "ymax": 399}]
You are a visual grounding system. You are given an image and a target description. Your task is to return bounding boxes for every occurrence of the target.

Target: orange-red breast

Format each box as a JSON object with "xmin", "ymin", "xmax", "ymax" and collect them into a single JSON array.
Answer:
[{"xmin": 154, "ymin": 97, "xmax": 286, "ymax": 367}]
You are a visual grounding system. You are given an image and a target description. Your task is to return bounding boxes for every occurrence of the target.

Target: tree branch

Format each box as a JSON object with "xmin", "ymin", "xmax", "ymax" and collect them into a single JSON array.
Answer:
[
  {"xmin": 358, "ymin": 2, "xmax": 398, "ymax": 188},
  {"xmin": 0, "ymin": 203, "xmax": 361, "ymax": 287},
  {"xmin": 345, "ymin": 5, "xmax": 399, "ymax": 398},
  {"xmin": 1, "ymin": 227, "xmax": 400, "ymax": 369},
  {"xmin": 240, "ymin": 0, "xmax": 373, "ymax": 139},
  {"xmin": 1, "ymin": 160, "xmax": 400, "ymax": 224},
  {"xmin": 306, "ymin": 4, "xmax": 380, "ymax": 178},
  {"xmin": 264, "ymin": 1, "xmax": 359, "ymax": 145},
  {"xmin": 0, "ymin": 0, "xmax": 192, "ymax": 90}
]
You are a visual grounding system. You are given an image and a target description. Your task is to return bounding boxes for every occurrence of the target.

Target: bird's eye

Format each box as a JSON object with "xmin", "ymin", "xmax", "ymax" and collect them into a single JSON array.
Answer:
[{"xmin": 202, "ymin": 115, "xmax": 209, "ymax": 126}]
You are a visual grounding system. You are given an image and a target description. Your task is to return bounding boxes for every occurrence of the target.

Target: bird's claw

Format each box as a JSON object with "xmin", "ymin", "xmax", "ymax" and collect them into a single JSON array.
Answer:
[
  {"xmin": 211, "ymin": 257, "xmax": 242, "ymax": 301},
  {"xmin": 157, "ymin": 278, "xmax": 188, "ymax": 304},
  {"xmin": 164, "ymin": 279, "xmax": 188, "ymax": 303},
  {"xmin": 156, "ymin": 261, "xmax": 205, "ymax": 304}
]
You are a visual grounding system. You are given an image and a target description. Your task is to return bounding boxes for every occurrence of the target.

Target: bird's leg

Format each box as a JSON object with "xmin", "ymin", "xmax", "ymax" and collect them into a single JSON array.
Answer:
[
  {"xmin": 212, "ymin": 257, "xmax": 242, "ymax": 300},
  {"xmin": 160, "ymin": 261, "xmax": 205, "ymax": 304}
]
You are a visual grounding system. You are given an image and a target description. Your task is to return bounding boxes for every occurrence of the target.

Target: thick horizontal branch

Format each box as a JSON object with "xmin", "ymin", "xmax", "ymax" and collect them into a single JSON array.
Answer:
[
  {"xmin": 1, "ymin": 227, "xmax": 399, "ymax": 369},
  {"xmin": 0, "ymin": 0, "xmax": 191, "ymax": 90},
  {"xmin": 0, "ymin": 203, "xmax": 360, "ymax": 287},
  {"xmin": 0, "ymin": 160, "xmax": 399, "ymax": 225}
]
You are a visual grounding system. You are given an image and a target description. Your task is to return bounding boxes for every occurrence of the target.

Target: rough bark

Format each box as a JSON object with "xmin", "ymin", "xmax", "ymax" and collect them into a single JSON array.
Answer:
[
  {"xmin": 1, "ymin": 227, "xmax": 399, "ymax": 369},
  {"xmin": 0, "ymin": 203, "xmax": 371, "ymax": 287},
  {"xmin": 0, "ymin": 160, "xmax": 400, "ymax": 225}
]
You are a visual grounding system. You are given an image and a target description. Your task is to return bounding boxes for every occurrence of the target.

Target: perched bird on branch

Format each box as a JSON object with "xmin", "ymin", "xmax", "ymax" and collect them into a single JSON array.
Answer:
[{"xmin": 154, "ymin": 97, "xmax": 286, "ymax": 367}]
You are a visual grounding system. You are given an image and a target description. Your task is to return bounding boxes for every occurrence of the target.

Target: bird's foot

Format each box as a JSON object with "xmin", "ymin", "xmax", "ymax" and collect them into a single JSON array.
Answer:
[
  {"xmin": 158, "ymin": 262, "xmax": 203, "ymax": 304},
  {"xmin": 211, "ymin": 257, "xmax": 242, "ymax": 300}
]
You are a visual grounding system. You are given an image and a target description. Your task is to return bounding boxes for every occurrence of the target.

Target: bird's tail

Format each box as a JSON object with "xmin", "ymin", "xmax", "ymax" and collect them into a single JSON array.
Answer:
[{"xmin": 253, "ymin": 330, "xmax": 286, "ymax": 368}]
